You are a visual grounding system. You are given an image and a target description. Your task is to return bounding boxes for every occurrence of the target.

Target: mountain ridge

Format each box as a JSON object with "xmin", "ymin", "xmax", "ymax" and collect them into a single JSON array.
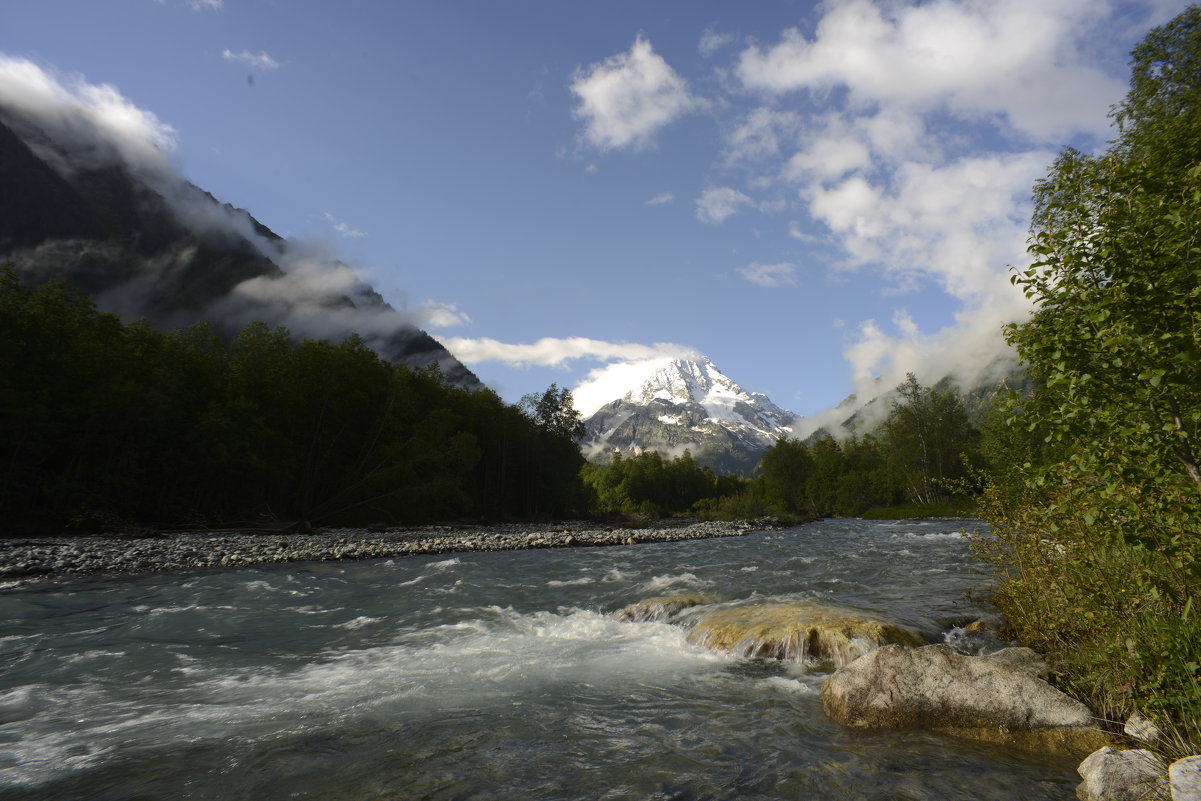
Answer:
[{"xmin": 0, "ymin": 107, "xmax": 480, "ymax": 388}]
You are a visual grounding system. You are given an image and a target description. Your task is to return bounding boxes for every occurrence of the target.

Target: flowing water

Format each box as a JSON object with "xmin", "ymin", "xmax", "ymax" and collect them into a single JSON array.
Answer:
[{"xmin": 0, "ymin": 519, "xmax": 1079, "ymax": 800}]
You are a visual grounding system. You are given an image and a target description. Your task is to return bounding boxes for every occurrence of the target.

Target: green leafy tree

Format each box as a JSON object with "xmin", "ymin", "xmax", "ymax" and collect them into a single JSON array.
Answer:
[
  {"xmin": 806, "ymin": 435, "xmax": 844, "ymax": 516},
  {"xmin": 758, "ymin": 438, "xmax": 814, "ymax": 515},
  {"xmin": 837, "ymin": 434, "xmax": 903, "ymax": 514},
  {"xmin": 519, "ymin": 383, "xmax": 585, "ymax": 440},
  {"xmin": 977, "ymin": 7, "xmax": 1201, "ymax": 733},
  {"xmin": 579, "ymin": 449, "xmax": 722, "ymax": 517},
  {"xmin": 883, "ymin": 374, "xmax": 976, "ymax": 505}
]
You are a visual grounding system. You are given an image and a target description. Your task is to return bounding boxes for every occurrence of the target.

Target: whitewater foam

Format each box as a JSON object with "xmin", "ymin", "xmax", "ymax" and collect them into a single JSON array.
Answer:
[
  {"xmin": 639, "ymin": 572, "xmax": 708, "ymax": 593},
  {"xmin": 761, "ymin": 676, "xmax": 820, "ymax": 695},
  {"xmin": 547, "ymin": 576, "xmax": 595, "ymax": 587}
]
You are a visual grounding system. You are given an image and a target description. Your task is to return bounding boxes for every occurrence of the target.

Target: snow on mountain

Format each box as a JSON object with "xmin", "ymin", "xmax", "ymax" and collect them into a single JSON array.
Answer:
[{"xmin": 579, "ymin": 357, "xmax": 798, "ymax": 476}]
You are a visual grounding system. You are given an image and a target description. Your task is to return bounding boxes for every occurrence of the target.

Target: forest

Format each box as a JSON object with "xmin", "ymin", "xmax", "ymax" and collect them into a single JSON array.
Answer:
[
  {"xmin": 0, "ymin": 267, "xmax": 587, "ymax": 531},
  {"xmin": 0, "ymin": 261, "xmax": 987, "ymax": 532}
]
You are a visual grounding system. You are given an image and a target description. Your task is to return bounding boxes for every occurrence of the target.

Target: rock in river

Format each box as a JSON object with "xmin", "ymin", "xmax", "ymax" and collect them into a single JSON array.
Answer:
[
  {"xmin": 821, "ymin": 643, "xmax": 1112, "ymax": 756},
  {"xmin": 685, "ymin": 603, "xmax": 923, "ymax": 666}
]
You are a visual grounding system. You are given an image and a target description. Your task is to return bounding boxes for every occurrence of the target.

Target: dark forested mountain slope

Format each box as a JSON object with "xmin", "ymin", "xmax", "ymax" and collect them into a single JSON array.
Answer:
[{"xmin": 0, "ymin": 110, "xmax": 479, "ymax": 388}]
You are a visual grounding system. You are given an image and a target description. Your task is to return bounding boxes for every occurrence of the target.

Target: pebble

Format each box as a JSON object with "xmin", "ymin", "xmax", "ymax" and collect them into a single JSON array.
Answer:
[{"xmin": 0, "ymin": 519, "xmax": 784, "ymax": 583}]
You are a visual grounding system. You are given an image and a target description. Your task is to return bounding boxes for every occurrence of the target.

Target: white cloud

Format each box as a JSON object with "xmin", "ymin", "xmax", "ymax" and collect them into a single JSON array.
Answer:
[
  {"xmin": 420, "ymin": 300, "xmax": 470, "ymax": 328},
  {"xmin": 443, "ymin": 335, "xmax": 707, "ymax": 416},
  {"xmin": 324, "ymin": 212, "xmax": 366, "ymax": 238},
  {"xmin": 794, "ymin": 297, "xmax": 1022, "ymax": 439},
  {"xmin": 736, "ymin": 0, "xmax": 1125, "ymax": 141},
  {"xmin": 554, "ymin": 2, "xmax": 1157, "ymax": 429},
  {"xmin": 724, "ymin": 107, "xmax": 800, "ymax": 163},
  {"xmin": 787, "ymin": 221, "xmax": 821, "ymax": 242},
  {"xmin": 443, "ymin": 336, "xmax": 694, "ymax": 369},
  {"xmin": 571, "ymin": 36, "xmax": 700, "ymax": 151},
  {"xmin": 572, "ymin": 357, "xmax": 683, "ymax": 417},
  {"xmin": 695, "ymin": 186, "xmax": 752, "ymax": 224},
  {"xmin": 0, "ymin": 55, "xmax": 177, "ymax": 181},
  {"xmin": 739, "ymin": 261, "xmax": 798, "ymax": 287},
  {"xmin": 783, "ymin": 132, "xmax": 871, "ymax": 182},
  {"xmin": 645, "ymin": 191, "xmax": 674, "ymax": 205},
  {"xmin": 699, "ymin": 28, "xmax": 735, "ymax": 58},
  {"xmin": 221, "ymin": 49, "xmax": 280, "ymax": 70},
  {"xmin": 708, "ymin": 0, "xmax": 1147, "ymax": 421},
  {"xmin": 210, "ymin": 242, "xmax": 474, "ymax": 349},
  {"xmin": 806, "ymin": 151, "xmax": 1050, "ymax": 301}
]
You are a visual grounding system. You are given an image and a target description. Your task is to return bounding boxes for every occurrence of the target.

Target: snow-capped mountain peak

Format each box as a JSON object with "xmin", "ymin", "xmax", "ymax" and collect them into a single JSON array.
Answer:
[
  {"xmin": 580, "ymin": 356, "xmax": 798, "ymax": 475},
  {"xmin": 626, "ymin": 358, "xmax": 730, "ymax": 404}
]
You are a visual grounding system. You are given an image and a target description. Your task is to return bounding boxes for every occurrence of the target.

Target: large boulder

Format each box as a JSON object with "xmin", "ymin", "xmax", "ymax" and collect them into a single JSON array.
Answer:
[
  {"xmin": 1170, "ymin": 755, "xmax": 1201, "ymax": 801},
  {"xmin": 1076, "ymin": 747, "xmax": 1168, "ymax": 801},
  {"xmin": 821, "ymin": 643, "xmax": 1112, "ymax": 756},
  {"xmin": 685, "ymin": 603, "xmax": 923, "ymax": 666}
]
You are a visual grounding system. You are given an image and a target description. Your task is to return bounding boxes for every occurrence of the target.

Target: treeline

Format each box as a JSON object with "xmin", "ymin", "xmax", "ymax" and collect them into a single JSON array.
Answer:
[
  {"xmin": 0, "ymin": 268, "xmax": 586, "ymax": 532},
  {"xmin": 579, "ymin": 373, "xmax": 982, "ymax": 521},
  {"xmin": 756, "ymin": 374, "xmax": 980, "ymax": 518},
  {"xmin": 973, "ymin": 8, "xmax": 1201, "ymax": 743},
  {"xmin": 580, "ymin": 450, "xmax": 744, "ymax": 518}
]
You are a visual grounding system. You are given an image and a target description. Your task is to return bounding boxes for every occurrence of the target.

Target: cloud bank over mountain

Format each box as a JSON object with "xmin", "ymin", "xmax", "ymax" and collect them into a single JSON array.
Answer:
[{"xmin": 0, "ymin": 54, "xmax": 472, "ymax": 375}]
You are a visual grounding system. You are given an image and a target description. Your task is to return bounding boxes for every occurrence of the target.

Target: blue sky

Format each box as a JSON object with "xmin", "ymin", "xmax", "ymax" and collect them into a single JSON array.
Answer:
[{"xmin": 2, "ymin": 0, "xmax": 1187, "ymax": 421}]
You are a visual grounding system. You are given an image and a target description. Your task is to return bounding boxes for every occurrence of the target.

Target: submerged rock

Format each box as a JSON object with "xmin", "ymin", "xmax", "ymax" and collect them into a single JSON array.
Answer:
[
  {"xmin": 685, "ymin": 603, "xmax": 923, "ymax": 665},
  {"xmin": 1076, "ymin": 747, "xmax": 1168, "ymax": 801},
  {"xmin": 821, "ymin": 643, "xmax": 1111, "ymax": 756},
  {"xmin": 613, "ymin": 595, "xmax": 716, "ymax": 624}
]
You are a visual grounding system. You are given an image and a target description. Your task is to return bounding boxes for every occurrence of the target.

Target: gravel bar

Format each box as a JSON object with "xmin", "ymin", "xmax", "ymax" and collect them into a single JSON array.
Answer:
[{"xmin": 0, "ymin": 519, "xmax": 785, "ymax": 583}]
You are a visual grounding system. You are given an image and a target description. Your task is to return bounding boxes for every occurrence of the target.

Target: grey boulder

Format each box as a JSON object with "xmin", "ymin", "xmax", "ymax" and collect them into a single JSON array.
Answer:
[
  {"xmin": 1076, "ymin": 747, "xmax": 1168, "ymax": 801},
  {"xmin": 821, "ymin": 643, "xmax": 1111, "ymax": 755},
  {"xmin": 1171, "ymin": 755, "xmax": 1201, "ymax": 801}
]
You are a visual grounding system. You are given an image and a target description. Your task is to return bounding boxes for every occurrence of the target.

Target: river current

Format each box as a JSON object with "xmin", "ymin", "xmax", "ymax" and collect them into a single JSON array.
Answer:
[{"xmin": 0, "ymin": 519, "xmax": 1079, "ymax": 800}]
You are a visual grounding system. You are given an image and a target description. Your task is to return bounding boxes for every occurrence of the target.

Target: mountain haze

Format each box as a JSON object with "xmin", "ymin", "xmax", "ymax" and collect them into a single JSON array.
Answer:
[
  {"xmin": 581, "ymin": 357, "xmax": 797, "ymax": 475},
  {"xmin": 0, "ymin": 101, "xmax": 478, "ymax": 387}
]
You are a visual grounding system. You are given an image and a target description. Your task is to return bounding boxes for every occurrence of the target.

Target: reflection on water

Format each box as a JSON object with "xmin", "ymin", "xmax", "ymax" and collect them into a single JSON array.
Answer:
[{"xmin": 0, "ymin": 519, "xmax": 1079, "ymax": 800}]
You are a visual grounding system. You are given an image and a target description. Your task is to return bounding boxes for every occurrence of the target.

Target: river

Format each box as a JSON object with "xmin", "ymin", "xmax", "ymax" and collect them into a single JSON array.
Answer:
[{"xmin": 0, "ymin": 518, "xmax": 1079, "ymax": 800}]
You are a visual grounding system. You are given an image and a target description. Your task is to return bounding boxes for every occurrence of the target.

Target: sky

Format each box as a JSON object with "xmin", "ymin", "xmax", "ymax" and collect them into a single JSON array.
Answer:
[{"xmin": 1, "ymin": 0, "xmax": 1190, "ymax": 424}]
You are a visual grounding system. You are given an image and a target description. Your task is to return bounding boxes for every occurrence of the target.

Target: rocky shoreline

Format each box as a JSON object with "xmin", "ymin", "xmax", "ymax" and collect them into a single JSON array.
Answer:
[{"xmin": 0, "ymin": 518, "xmax": 782, "ymax": 583}]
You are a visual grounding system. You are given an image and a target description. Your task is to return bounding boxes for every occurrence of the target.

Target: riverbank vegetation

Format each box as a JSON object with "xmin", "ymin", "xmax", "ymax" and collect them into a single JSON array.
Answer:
[
  {"xmin": 682, "ymin": 374, "xmax": 981, "ymax": 522},
  {"xmin": 973, "ymin": 6, "xmax": 1201, "ymax": 750},
  {"xmin": 580, "ymin": 450, "xmax": 746, "ymax": 519}
]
